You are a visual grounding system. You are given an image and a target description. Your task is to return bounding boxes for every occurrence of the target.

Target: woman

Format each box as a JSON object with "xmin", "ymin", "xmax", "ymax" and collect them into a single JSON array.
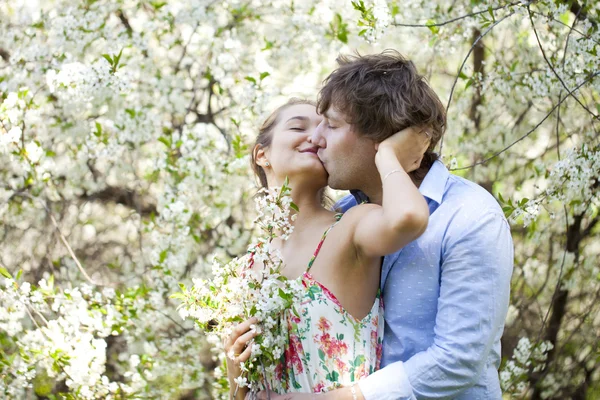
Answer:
[{"xmin": 226, "ymin": 98, "xmax": 429, "ymax": 399}]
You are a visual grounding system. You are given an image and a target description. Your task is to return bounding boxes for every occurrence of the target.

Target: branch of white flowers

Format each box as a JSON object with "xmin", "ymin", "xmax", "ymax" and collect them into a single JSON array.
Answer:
[
  {"xmin": 392, "ymin": 1, "xmax": 522, "ymax": 28},
  {"xmin": 528, "ymin": 10, "xmax": 600, "ymax": 46},
  {"xmin": 450, "ymin": 71, "xmax": 600, "ymax": 171},
  {"xmin": 117, "ymin": 9, "xmax": 133, "ymax": 38},
  {"xmin": 504, "ymin": 204, "xmax": 572, "ymax": 393},
  {"xmin": 440, "ymin": 8, "xmax": 518, "ymax": 154},
  {"xmin": 24, "ymin": 304, "xmax": 45, "ymax": 331},
  {"xmin": 560, "ymin": 0, "xmax": 598, "ymax": 28},
  {"xmin": 11, "ymin": 191, "xmax": 105, "ymax": 287},
  {"xmin": 153, "ymin": 306, "xmax": 191, "ymax": 332},
  {"xmin": 175, "ymin": 21, "xmax": 201, "ymax": 74},
  {"xmin": 0, "ymin": 116, "xmax": 8, "ymax": 134},
  {"xmin": 22, "ymin": 302, "xmax": 84, "ymax": 391},
  {"xmin": 528, "ymin": 6, "xmax": 600, "ymax": 122}
]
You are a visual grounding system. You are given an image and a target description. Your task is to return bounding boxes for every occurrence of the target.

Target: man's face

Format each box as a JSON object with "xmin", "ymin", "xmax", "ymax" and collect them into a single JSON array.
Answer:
[{"xmin": 311, "ymin": 107, "xmax": 378, "ymax": 191}]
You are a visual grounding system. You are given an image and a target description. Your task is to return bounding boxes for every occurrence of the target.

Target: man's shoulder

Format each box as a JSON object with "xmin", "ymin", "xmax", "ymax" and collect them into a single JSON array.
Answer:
[
  {"xmin": 334, "ymin": 194, "xmax": 358, "ymax": 213},
  {"xmin": 443, "ymin": 174, "xmax": 504, "ymax": 217}
]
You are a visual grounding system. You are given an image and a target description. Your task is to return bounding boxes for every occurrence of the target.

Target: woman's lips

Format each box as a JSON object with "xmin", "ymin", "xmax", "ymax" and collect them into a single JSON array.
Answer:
[{"xmin": 299, "ymin": 148, "xmax": 318, "ymax": 155}]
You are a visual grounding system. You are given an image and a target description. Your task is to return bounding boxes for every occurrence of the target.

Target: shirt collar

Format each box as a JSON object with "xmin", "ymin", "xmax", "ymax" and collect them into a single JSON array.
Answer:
[
  {"xmin": 350, "ymin": 160, "xmax": 449, "ymax": 206},
  {"xmin": 418, "ymin": 160, "xmax": 449, "ymax": 205},
  {"xmin": 350, "ymin": 189, "xmax": 370, "ymax": 204}
]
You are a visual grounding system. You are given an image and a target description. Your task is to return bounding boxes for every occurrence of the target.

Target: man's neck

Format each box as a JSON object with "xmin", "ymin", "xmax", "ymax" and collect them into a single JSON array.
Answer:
[{"xmin": 361, "ymin": 175, "xmax": 423, "ymax": 206}]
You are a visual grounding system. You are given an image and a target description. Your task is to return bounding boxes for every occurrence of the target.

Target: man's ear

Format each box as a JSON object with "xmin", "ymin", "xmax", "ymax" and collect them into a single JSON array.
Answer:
[{"xmin": 253, "ymin": 144, "xmax": 268, "ymax": 167}]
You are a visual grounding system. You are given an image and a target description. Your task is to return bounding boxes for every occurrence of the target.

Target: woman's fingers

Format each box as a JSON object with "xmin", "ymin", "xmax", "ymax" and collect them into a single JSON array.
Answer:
[
  {"xmin": 225, "ymin": 317, "xmax": 258, "ymax": 349},
  {"xmin": 237, "ymin": 339, "xmax": 254, "ymax": 363},
  {"xmin": 231, "ymin": 329, "xmax": 257, "ymax": 356}
]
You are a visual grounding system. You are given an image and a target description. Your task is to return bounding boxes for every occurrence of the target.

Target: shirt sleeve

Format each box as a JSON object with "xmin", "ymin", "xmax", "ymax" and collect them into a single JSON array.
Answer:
[
  {"xmin": 358, "ymin": 360, "xmax": 415, "ymax": 400},
  {"xmin": 359, "ymin": 209, "xmax": 513, "ymax": 399}
]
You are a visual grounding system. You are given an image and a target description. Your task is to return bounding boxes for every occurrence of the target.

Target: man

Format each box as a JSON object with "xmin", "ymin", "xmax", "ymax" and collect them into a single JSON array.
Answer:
[{"xmin": 264, "ymin": 50, "xmax": 513, "ymax": 399}]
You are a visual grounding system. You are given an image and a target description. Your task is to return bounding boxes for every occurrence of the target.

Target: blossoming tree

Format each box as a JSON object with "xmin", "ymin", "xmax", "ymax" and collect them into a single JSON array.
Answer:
[{"xmin": 0, "ymin": 0, "xmax": 598, "ymax": 399}]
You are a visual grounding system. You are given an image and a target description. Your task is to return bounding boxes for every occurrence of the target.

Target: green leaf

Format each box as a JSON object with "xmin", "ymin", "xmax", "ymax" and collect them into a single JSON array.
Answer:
[
  {"xmin": 94, "ymin": 122, "xmax": 102, "ymax": 137},
  {"xmin": 159, "ymin": 249, "xmax": 168, "ymax": 263},
  {"xmin": 150, "ymin": 1, "xmax": 167, "ymax": 10},
  {"xmin": 262, "ymin": 38, "xmax": 274, "ymax": 51},
  {"xmin": 244, "ymin": 76, "xmax": 257, "ymax": 85},
  {"xmin": 158, "ymin": 136, "xmax": 171, "ymax": 148},
  {"xmin": 125, "ymin": 109, "xmax": 136, "ymax": 118},
  {"xmin": 458, "ymin": 71, "xmax": 468, "ymax": 80},
  {"xmin": 465, "ymin": 78, "xmax": 474, "ymax": 90},
  {"xmin": 426, "ymin": 20, "xmax": 439, "ymax": 34},
  {"xmin": 114, "ymin": 48, "xmax": 124, "ymax": 66},
  {"xmin": 290, "ymin": 202, "xmax": 299, "ymax": 212},
  {"xmin": 0, "ymin": 267, "xmax": 12, "ymax": 279},
  {"xmin": 351, "ymin": 1, "xmax": 366, "ymax": 12},
  {"xmin": 259, "ymin": 72, "xmax": 270, "ymax": 81},
  {"xmin": 488, "ymin": 6, "xmax": 495, "ymax": 22},
  {"xmin": 318, "ymin": 348, "xmax": 325, "ymax": 361},
  {"xmin": 102, "ymin": 54, "xmax": 113, "ymax": 65}
]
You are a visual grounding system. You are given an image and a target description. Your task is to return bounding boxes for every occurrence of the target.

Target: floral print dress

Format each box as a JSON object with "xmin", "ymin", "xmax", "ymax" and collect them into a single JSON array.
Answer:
[{"xmin": 272, "ymin": 214, "xmax": 384, "ymax": 394}]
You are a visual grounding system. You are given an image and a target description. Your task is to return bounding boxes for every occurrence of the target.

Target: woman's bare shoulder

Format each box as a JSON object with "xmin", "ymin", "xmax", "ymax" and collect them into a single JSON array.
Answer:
[{"xmin": 337, "ymin": 203, "xmax": 380, "ymax": 226}]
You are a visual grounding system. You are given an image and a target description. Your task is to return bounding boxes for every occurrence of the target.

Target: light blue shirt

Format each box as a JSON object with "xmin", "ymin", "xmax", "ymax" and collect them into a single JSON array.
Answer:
[{"xmin": 337, "ymin": 160, "xmax": 513, "ymax": 399}]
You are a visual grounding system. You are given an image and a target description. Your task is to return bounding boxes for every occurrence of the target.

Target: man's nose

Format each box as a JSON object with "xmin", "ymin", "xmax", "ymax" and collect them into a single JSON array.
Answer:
[{"xmin": 311, "ymin": 121, "xmax": 327, "ymax": 148}]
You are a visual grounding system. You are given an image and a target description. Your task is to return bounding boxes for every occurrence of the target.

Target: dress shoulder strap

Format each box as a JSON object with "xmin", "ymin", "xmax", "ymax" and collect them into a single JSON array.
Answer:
[{"xmin": 306, "ymin": 213, "xmax": 343, "ymax": 272}]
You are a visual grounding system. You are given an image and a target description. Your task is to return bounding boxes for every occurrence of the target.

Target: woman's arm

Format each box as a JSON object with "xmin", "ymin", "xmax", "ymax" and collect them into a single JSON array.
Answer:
[{"xmin": 349, "ymin": 127, "xmax": 430, "ymax": 258}]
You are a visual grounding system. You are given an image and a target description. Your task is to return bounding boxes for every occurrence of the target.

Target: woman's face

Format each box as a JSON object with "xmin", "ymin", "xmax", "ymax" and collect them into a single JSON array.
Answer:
[{"xmin": 262, "ymin": 104, "xmax": 326, "ymax": 189}]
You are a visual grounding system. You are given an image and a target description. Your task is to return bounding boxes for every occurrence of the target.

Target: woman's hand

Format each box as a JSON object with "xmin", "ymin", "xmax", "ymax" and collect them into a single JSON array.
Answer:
[
  {"xmin": 225, "ymin": 317, "xmax": 259, "ymax": 400},
  {"xmin": 375, "ymin": 126, "xmax": 431, "ymax": 173}
]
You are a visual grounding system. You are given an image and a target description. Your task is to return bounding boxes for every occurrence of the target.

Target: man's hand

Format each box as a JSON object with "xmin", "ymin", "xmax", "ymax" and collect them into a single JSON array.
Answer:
[
  {"xmin": 375, "ymin": 126, "xmax": 431, "ymax": 173},
  {"xmin": 255, "ymin": 391, "xmax": 313, "ymax": 399},
  {"xmin": 255, "ymin": 386, "xmax": 363, "ymax": 400}
]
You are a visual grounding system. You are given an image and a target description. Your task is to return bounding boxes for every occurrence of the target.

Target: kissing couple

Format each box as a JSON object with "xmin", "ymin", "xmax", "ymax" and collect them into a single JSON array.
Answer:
[{"xmin": 224, "ymin": 50, "xmax": 513, "ymax": 400}]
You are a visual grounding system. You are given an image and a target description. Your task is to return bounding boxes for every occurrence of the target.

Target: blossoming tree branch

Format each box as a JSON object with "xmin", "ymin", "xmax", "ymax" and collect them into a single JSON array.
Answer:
[{"xmin": 0, "ymin": 0, "xmax": 598, "ymax": 399}]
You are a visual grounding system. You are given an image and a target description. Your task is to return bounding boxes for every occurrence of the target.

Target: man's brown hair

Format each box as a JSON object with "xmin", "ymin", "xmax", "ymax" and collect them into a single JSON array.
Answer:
[{"xmin": 317, "ymin": 50, "xmax": 446, "ymax": 181}]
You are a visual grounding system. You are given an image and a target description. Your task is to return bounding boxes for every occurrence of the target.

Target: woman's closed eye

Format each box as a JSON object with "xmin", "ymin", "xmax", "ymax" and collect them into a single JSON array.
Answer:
[{"xmin": 290, "ymin": 126, "xmax": 305, "ymax": 131}]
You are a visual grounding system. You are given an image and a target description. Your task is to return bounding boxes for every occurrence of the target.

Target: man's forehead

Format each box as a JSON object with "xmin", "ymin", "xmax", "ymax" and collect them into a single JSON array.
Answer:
[{"xmin": 322, "ymin": 107, "xmax": 345, "ymax": 121}]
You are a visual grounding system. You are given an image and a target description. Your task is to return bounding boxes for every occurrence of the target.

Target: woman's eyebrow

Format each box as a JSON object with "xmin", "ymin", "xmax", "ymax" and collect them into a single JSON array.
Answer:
[{"xmin": 285, "ymin": 116, "xmax": 309, "ymax": 124}]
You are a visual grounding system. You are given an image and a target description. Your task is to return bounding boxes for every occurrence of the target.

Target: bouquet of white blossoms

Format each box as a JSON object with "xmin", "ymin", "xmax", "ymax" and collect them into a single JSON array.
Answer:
[{"xmin": 174, "ymin": 179, "xmax": 304, "ymax": 396}]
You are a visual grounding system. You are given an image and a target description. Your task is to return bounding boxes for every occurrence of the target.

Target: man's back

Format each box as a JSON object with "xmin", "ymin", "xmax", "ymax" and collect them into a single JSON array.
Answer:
[{"xmin": 339, "ymin": 160, "xmax": 513, "ymax": 399}]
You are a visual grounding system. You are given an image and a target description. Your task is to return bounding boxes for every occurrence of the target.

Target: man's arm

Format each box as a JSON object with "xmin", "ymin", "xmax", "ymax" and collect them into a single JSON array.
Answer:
[{"xmin": 355, "ymin": 209, "xmax": 513, "ymax": 400}]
